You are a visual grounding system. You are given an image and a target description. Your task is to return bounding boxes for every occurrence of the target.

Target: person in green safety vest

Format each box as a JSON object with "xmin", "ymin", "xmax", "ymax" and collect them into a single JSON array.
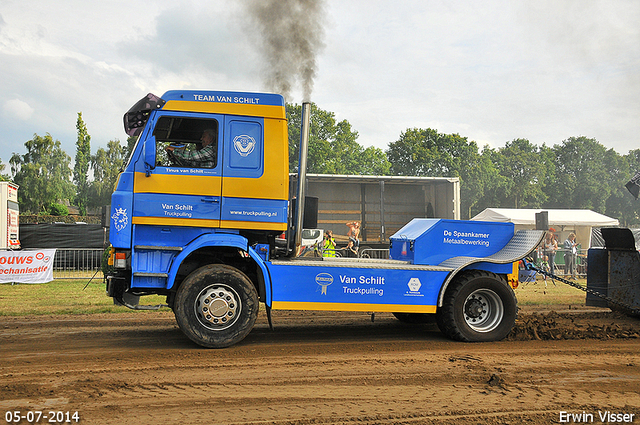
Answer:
[{"xmin": 322, "ymin": 230, "xmax": 337, "ymax": 257}]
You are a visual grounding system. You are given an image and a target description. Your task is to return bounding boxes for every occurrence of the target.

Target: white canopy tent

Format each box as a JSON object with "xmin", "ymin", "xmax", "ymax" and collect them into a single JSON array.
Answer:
[{"xmin": 471, "ymin": 208, "xmax": 619, "ymax": 248}]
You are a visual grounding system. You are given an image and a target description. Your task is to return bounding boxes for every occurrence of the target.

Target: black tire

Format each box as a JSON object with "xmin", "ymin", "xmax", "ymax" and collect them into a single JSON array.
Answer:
[
  {"xmin": 392, "ymin": 312, "xmax": 435, "ymax": 324},
  {"xmin": 174, "ymin": 264, "xmax": 258, "ymax": 348},
  {"xmin": 358, "ymin": 246, "xmax": 372, "ymax": 258},
  {"xmin": 436, "ymin": 270, "xmax": 517, "ymax": 342}
]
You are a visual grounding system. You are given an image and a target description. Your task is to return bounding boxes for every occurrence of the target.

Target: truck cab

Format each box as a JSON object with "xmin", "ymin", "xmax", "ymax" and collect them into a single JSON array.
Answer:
[{"xmin": 108, "ymin": 90, "xmax": 289, "ymax": 309}]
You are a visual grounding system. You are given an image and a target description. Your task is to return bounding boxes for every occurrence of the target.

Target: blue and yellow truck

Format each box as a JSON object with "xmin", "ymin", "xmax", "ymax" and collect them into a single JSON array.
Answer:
[{"xmin": 107, "ymin": 90, "xmax": 543, "ymax": 348}]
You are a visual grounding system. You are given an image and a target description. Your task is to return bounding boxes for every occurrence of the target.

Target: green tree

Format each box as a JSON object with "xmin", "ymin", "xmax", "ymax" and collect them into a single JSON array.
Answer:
[
  {"xmin": 0, "ymin": 160, "xmax": 10, "ymax": 182},
  {"xmin": 492, "ymin": 139, "xmax": 547, "ymax": 209},
  {"xmin": 124, "ymin": 135, "xmax": 137, "ymax": 162},
  {"xmin": 73, "ymin": 112, "xmax": 91, "ymax": 215},
  {"xmin": 605, "ymin": 149, "xmax": 639, "ymax": 226},
  {"xmin": 386, "ymin": 128, "xmax": 495, "ymax": 218},
  {"xmin": 549, "ymin": 136, "xmax": 612, "ymax": 212},
  {"xmin": 465, "ymin": 146, "xmax": 509, "ymax": 218},
  {"xmin": 89, "ymin": 140, "xmax": 127, "ymax": 208},
  {"xmin": 538, "ymin": 143, "xmax": 557, "ymax": 204},
  {"xmin": 387, "ymin": 128, "xmax": 449, "ymax": 176},
  {"xmin": 10, "ymin": 133, "xmax": 74, "ymax": 214},
  {"xmin": 357, "ymin": 145, "xmax": 391, "ymax": 176},
  {"xmin": 287, "ymin": 103, "xmax": 389, "ymax": 175}
]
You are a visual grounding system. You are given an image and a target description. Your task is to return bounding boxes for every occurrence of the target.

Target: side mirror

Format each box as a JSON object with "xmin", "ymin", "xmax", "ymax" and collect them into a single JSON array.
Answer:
[{"xmin": 144, "ymin": 136, "xmax": 156, "ymax": 176}]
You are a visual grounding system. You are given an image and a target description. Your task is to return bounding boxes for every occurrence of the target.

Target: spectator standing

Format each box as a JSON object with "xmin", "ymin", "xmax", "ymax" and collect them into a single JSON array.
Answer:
[
  {"xmin": 322, "ymin": 230, "xmax": 336, "ymax": 257},
  {"xmin": 544, "ymin": 230, "xmax": 558, "ymax": 275},
  {"xmin": 346, "ymin": 221, "xmax": 360, "ymax": 257},
  {"xmin": 563, "ymin": 233, "xmax": 578, "ymax": 279}
]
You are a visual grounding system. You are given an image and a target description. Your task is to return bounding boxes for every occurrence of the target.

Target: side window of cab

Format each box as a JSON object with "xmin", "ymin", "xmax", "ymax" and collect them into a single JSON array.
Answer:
[{"xmin": 153, "ymin": 116, "xmax": 219, "ymax": 169}]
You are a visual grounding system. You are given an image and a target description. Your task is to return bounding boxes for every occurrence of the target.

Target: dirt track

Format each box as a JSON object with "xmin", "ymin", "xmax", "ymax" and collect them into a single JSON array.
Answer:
[{"xmin": 1, "ymin": 308, "xmax": 640, "ymax": 425}]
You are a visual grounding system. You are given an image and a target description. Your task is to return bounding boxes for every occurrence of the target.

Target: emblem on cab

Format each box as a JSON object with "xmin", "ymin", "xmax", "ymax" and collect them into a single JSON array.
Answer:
[{"xmin": 233, "ymin": 134, "xmax": 256, "ymax": 157}]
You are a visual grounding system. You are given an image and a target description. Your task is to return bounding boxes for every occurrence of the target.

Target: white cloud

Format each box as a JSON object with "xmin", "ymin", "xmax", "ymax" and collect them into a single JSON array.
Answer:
[
  {"xmin": 0, "ymin": 0, "xmax": 638, "ymax": 166},
  {"xmin": 3, "ymin": 99, "xmax": 34, "ymax": 121}
]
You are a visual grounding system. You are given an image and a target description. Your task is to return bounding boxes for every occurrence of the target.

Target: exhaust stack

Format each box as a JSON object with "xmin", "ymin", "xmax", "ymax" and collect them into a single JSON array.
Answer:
[{"xmin": 292, "ymin": 102, "xmax": 311, "ymax": 256}]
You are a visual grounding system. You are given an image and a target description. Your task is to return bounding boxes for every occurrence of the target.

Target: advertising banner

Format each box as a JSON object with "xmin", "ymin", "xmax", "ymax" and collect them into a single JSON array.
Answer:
[{"xmin": 0, "ymin": 249, "xmax": 56, "ymax": 284}]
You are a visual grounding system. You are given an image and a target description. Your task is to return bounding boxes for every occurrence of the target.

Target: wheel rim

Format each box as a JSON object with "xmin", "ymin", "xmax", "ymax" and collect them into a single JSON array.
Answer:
[
  {"xmin": 194, "ymin": 284, "xmax": 241, "ymax": 331},
  {"xmin": 463, "ymin": 288, "xmax": 503, "ymax": 333}
]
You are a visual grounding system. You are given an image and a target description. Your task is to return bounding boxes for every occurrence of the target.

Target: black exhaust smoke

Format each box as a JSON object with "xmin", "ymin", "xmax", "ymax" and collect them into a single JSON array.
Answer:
[{"xmin": 244, "ymin": 0, "xmax": 326, "ymax": 102}]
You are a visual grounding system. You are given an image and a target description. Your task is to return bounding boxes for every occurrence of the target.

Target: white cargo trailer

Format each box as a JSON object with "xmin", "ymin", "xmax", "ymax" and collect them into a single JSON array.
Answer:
[{"xmin": 289, "ymin": 174, "xmax": 461, "ymax": 245}]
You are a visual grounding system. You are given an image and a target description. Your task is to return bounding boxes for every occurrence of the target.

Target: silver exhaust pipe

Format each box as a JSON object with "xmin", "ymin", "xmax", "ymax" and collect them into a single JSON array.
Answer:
[{"xmin": 292, "ymin": 102, "xmax": 311, "ymax": 256}]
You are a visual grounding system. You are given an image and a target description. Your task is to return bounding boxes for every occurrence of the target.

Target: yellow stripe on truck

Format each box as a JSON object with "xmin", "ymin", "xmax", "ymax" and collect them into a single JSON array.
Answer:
[
  {"xmin": 132, "ymin": 216, "xmax": 220, "ymax": 227},
  {"xmin": 271, "ymin": 301, "xmax": 438, "ymax": 314},
  {"xmin": 163, "ymin": 100, "xmax": 286, "ymax": 119},
  {"xmin": 220, "ymin": 220, "xmax": 287, "ymax": 231},
  {"xmin": 132, "ymin": 216, "xmax": 287, "ymax": 231}
]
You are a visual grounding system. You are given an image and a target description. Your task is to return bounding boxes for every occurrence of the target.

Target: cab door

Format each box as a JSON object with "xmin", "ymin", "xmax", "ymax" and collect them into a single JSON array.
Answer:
[{"xmin": 219, "ymin": 115, "xmax": 289, "ymax": 232}]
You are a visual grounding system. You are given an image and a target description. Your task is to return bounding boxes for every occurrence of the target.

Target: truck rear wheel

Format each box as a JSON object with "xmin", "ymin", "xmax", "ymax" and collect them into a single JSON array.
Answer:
[
  {"xmin": 174, "ymin": 264, "xmax": 258, "ymax": 348},
  {"xmin": 436, "ymin": 271, "xmax": 516, "ymax": 342}
]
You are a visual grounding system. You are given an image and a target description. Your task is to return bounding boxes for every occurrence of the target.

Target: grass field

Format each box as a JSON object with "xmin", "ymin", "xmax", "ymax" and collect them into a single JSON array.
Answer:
[
  {"xmin": 0, "ymin": 278, "xmax": 169, "ymax": 316},
  {"xmin": 515, "ymin": 276, "xmax": 587, "ymax": 306},
  {"xmin": 0, "ymin": 274, "xmax": 589, "ymax": 316}
]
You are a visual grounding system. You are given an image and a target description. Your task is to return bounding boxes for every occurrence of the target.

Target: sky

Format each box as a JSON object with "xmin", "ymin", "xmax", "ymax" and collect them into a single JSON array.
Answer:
[{"xmin": 0, "ymin": 0, "xmax": 638, "ymax": 170}]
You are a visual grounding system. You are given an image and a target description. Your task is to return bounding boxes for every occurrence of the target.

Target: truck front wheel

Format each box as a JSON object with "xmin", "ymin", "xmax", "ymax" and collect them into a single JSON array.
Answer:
[
  {"xmin": 174, "ymin": 264, "xmax": 258, "ymax": 348},
  {"xmin": 436, "ymin": 271, "xmax": 516, "ymax": 342}
]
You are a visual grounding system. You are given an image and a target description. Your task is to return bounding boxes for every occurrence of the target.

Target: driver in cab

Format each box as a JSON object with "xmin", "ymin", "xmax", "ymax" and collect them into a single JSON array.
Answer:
[{"xmin": 165, "ymin": 128, "xmax": 217, "ymax": 168}]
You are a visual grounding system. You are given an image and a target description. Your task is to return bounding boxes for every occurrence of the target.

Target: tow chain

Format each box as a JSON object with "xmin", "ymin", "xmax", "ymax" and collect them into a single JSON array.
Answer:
[{"xmin": 523, "ymin": 260, "xmax": 640, "ymax": 316}]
